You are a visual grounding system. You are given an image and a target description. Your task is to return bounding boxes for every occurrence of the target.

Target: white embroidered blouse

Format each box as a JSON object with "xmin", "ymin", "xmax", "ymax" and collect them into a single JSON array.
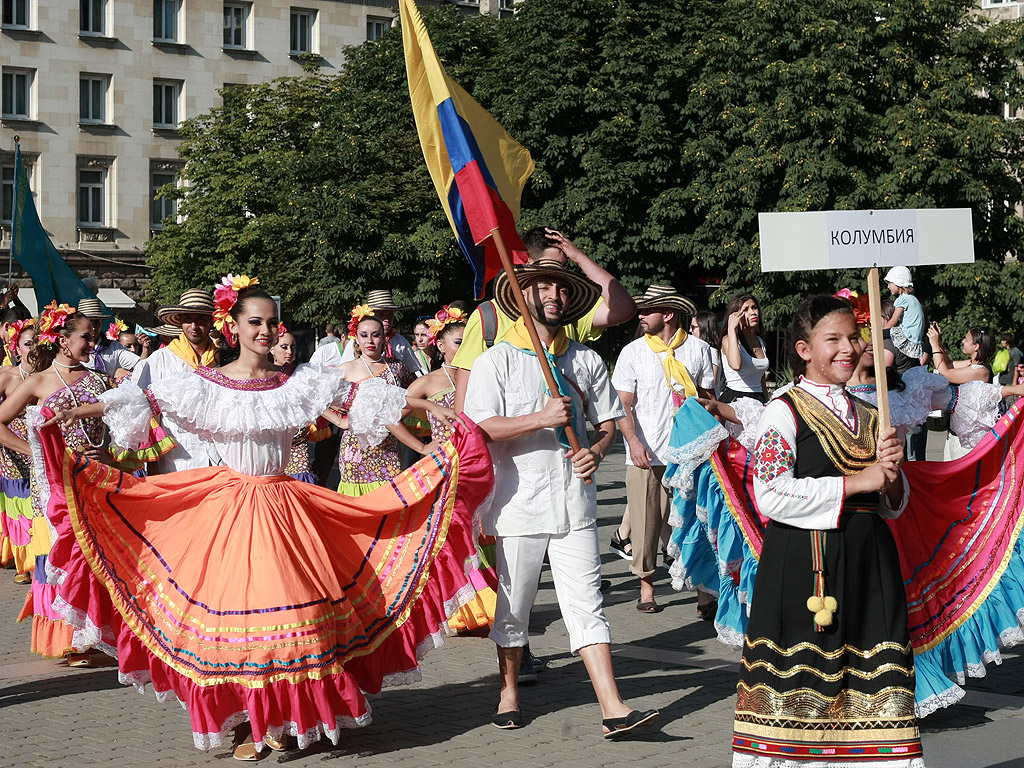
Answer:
[
  {"xmin": 99, "ymin": 365, "xmax": 407, "ymax": 477},
  {"xmin": 751, "ymin": 378, "xmax": 909, "ymax": 531}
]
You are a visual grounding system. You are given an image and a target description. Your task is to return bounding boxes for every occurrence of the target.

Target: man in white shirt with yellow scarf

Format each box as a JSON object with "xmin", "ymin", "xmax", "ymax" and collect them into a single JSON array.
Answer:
[
  {"xmin": 464, "ymin": 260, "xmax": 660, "ymax": 740},
  {"xmin": 612, "ymin": 285, "xmax": 715, "ymax": 614},
  {"xmin": 132, "ymin": 288, "xmax": 220, "ymax": 473}
]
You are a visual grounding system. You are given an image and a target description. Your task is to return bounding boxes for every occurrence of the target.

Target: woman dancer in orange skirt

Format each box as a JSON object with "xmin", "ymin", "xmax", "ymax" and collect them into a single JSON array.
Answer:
[{"xmin": 28, "ymin": 277, "xmax": 493, "ymax": 759}]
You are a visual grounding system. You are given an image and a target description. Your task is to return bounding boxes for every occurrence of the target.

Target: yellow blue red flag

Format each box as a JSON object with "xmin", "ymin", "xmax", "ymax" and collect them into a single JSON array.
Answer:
[{"xmin": 400, "ymin": 0, "xmax": 535, "ymax": 298}]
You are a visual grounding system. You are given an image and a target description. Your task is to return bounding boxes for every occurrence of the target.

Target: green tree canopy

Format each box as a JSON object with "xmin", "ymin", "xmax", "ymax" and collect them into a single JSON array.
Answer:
[{"xmin": 147, "ymin": 0, "xmax": 1024, "ymax": 344}]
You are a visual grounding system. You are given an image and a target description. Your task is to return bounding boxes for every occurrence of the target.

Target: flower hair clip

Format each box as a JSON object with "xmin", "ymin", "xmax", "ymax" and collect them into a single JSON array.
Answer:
[
  {"xmin": 213, "ymin": 274, "xmax": 259, "ymax": 347},
  {"xmin": 425, "ymin": 305, "xmax": 467, "ymax": 344},
  {"xmin": 834, "ymin": 288, "xmax": 872, "ymax": 341},
  {"xmin": 277, "ymin": 322, "xmax": 288, "ymax": 337},
  {"xmin": 105, "ymin": 318, "xmax": 128, "ymax": 342},
  {"xmin": 37, "ymin": 302, "xmax": 77, "ymax": 348},
  {"xmin": 6, "ymin": 317, "xmax": 36, "ymax": 355},
  {"xmin": 347, "ymin": 304, "xmax": 375, "ymax": 339}
]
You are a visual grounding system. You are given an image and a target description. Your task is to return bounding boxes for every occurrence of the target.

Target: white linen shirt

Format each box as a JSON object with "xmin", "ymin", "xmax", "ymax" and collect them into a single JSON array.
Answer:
[
  {"xmin": 611, "ymin": 335, "xmax": 715, "ymax": 466},
  {"xmin": 752, "ymin": 378, "xmax": 909, "ymax": 530},
  {"xmin": 309, "ymin": 333, "xmax": 424, "ymax": 376},
  {"xmin": 464, "ymin": 340, "xmax": 625, "ymax": 537},
  {"xmin": 92, "ymin": 339, "xmax": 141, "ymax": 377},
  {"xmin": 131, "ymin": 347, "xmax": 220, "ymax": 472}
]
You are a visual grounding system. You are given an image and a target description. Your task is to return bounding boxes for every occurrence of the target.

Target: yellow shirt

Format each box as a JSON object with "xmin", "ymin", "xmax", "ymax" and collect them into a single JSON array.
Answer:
[{"xmin": 451, "ymin": 298, "xmax": 604, "ymax": 371}]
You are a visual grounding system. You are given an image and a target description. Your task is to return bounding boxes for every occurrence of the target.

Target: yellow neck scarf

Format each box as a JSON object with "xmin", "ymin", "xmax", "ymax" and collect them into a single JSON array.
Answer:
[
  {"xmin": 503, "ymin": 317, "xmax": 570, "ymax": 356},
  {"xmin": 646, "ymin": 329, "xmax": 697, "ymax": 399},
  {"xmin": 502, "ymin": 318, "xmax": 574, "ymax": 449},
  {"xmin": 167, "ymin": 333, "xmax": 218, "ymax": 370}
]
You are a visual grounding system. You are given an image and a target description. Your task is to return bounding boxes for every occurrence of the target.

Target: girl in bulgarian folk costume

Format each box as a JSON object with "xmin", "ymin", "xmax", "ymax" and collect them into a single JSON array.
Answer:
[
  {"xmin": 31, "ymin": 276, "xmax": 492, "ymax": 760},
  {"xmin": 666, "ymin": 290, "xmax": 1024, "ymax": 721},
  {"xmin": 0, "ymin": 318, "xmax": 38, "ymax": 583},
  {"xmin": 334, "ymin": 307, "xmax": 433, "ymax": 495},
  {"xmin": 732, "ymin": 295, "xmax": 923, "ymax": 767}
]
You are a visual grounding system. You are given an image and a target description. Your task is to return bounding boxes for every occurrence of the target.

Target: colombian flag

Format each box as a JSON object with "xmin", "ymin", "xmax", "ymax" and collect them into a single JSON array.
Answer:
[{"xmin": 400, "ymin": 0, "xmax": 535, "ymax": 298}]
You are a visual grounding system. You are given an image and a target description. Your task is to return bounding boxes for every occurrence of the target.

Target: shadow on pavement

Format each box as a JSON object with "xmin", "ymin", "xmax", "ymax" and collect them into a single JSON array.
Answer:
[{"xmin": 0, "ymin": 670, "xmax": 122, "ymax": 709}]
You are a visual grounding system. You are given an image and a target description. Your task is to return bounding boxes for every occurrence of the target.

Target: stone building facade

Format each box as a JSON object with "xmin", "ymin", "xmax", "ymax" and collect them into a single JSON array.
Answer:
[{"xmin": 0, "ymin": 0, "xmax": 507, "ymax": 322}]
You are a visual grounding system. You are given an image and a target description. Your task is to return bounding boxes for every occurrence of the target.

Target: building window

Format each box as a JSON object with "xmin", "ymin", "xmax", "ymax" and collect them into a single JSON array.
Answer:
[
  {"xmin": 223, "ymin": 3, "xmax": 248, "ymax": 48},
  {"xmin": 80, "ymin": 75, "xmax": 109, "ymax": 124},
  {"xmin": 366, "ymin": 16, "xmax": 389, "ymax": 42},
  {"xmin": 290, "ymin": 9, "xmax": 315, "ymax": 55},
  {"xmin": 154, "ymin": 0, "xmax": 179, "ymax": 42},
  {"xmin": 80, "ymin": 0, "xmax": 106, "ymax": 35},
  {"xmin": 1, "ymin": 163, "xmax": 14, "ymax": 225},
  {"xmin": 1, "ymin": 69, "xmax": 31, "ymax": 120},
  {"xmin": 2, "ymin": 0, "xmax": 29, "ymax": 28},
  {"xmin": 153, "ymin": 80, "xmax": 180, "ymax": 128},
  {"xmin": 151, "ymin": 168, "xmax": 179, "ymax": 228},
  {"xmin": 78, "ymin": 167, "xmax": 107, "ymax": 226}
]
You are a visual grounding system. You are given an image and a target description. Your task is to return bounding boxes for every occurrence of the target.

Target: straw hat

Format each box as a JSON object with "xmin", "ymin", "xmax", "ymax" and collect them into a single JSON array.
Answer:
[
  {"xmin": 493, "ymin": 260, "xmax": 602, "ymax": 326},
  {"xmin": 76, "ymin": 297, "xmax": 112, "ymax": 319},
  {"xmin": 364, "ymin": 289, "xmax": 404, "ymax": 311},
  {"xmin": 633, "ymin": 285, "xmax": 697, "ymax": 318},
  {"xmin": 150, "ymin": 323, "xmax": 183, "ymax": 338},
  {"xmin": 157, "ymin": 289, "xmax": 216, "ymax": 325}
]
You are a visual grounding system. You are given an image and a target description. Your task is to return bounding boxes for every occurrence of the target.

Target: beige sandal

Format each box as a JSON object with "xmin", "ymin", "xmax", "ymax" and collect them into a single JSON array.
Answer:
[
  {"xmin": 232, "ymin": 725, "xmax": 260, "ymax": 761},
  {"xmin": 264, "ymin": 733, "xmax": 287, "ymax": 752}
]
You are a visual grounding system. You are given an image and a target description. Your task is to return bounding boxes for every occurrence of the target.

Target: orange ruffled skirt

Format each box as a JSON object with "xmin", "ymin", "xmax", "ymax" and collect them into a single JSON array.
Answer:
[{"xmin": 39, "ymin": 412, "xmax": 493, "ymax": 752}]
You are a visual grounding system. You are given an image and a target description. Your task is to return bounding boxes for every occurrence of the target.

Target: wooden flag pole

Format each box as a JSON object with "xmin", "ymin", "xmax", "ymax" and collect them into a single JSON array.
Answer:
[
  {"xmin": 866, "ymin": 267, "xmax": 891, "ymax": 434},
  {"xmin": 489, "ymin": 226, "xmax": 591, "ymax": 485}
]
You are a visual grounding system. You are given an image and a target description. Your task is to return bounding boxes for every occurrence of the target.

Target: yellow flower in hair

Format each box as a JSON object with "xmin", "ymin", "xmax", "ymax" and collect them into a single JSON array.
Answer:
[{"xmin": 231, "ymin": 275, "xmax": 259, "ymax": 292}]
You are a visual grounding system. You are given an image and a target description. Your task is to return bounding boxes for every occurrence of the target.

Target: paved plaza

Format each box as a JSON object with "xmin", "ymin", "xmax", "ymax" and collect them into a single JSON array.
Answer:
[{"xmin": 2, "ymin": 437, "xmax": 1023, "ymax": 767}]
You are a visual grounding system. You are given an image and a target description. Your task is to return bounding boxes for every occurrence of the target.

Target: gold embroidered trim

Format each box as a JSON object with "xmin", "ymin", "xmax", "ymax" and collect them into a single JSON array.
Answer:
[
  {"xmin": 745, "ymin": 637, "xmax": 912, "ymax": 659},
  {"xmin": 736, "ymin": 682, "xmax": 917, "ymax": 722},
  {"xmin": 788, "ymin": 388, "xmax": 878, "ymax": 475},
  {"xmin": 742, "ymin": 658, "xmax": 915, "ymax": 682}
]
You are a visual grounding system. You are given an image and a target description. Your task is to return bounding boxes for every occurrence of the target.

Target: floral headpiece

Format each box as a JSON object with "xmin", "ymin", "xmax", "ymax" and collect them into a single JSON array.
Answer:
[
  {"xmin": 37, "ymin": 302, "xmax": 77, "ymax": 348},
  {"xmin": 105, "ymin": 318, "xmax": 128, "ymax": 342},
  {"xmin": 834, "ymin": 289, "xmax": 872, "ymax": 341},
  {"xmin": 213, "ymin": 274, "xmax": 259, "ymax": 347},
  {"xmin": 7, "ymin": 317, "xmax": 36, "ymax": 356},
  {"xmin": 277, "ymin": 322, "xmax": 288, "ymax": 337},
  {"xmin": 347, "ymin": 304, "xmax": 375, "ymax": 339},
  {"xmin": 425, "ymin": 305, "xmax": 467, "ymax": 344}
]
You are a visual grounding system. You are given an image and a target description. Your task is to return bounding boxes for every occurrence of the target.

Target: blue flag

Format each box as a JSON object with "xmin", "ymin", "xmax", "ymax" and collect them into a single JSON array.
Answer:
[{"xmin": 10, "ymin": 143, "xmax": 106, "ymax": 311}]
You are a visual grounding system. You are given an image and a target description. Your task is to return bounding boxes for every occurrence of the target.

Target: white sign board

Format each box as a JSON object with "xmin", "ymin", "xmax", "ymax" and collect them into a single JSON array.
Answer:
[{"xmin": 758, "ymin": 208, "xmax": 975, "ymax": 273}]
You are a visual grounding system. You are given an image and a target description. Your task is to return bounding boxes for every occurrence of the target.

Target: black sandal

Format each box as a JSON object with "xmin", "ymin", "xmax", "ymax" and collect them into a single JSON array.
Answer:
[
  {"xmin": 610, "ymin": 529, "xmax": 633, "ymax": 561},
  {"xmin": 602, "ymin": 709, "xmax": 661, "ymax": 740},
  {"xmin": 492, "ymin": 709, "xmax": 523, "ymax": 729}
]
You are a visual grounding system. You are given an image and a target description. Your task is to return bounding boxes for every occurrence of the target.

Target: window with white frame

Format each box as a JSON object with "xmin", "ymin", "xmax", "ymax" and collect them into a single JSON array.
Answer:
[
  {"xmin": 366, "ymin": 17, "xmax": 389, "ymax": 42},
  {"xmin": 154, "ymin": 0, "xmax": 179, "ymax": 42},
  {"xmin": 1, "ymin": 69, "xmax": 32, "ymax": 120},
  {"xmin": 1, "ymin": 163, "xmax": 15, "ymax": 225},
  {"xmin": 151, "ymin": 167, "xmax": 180, "ymax": 227},
  {"xmin": 153, "ymin": 80, "xmax": 180, "ymax": 128},
  {"xmin": 78, "ymin": 166, "xmax": 107, "ymax": 226},
  {"xmin": 223, "ymin": 2, "xmax": 249, "ymax": 48},
  {"xmin": 290, "ymin": 9, "xmax": 315, "ymax": 55},
  {"xmin": 80, "ymin": 75, "xmax": 109, "ymax": 124},
  {"xmin": 80, "ymin": 0, "xmax": 107, "ymax": 35},
  {"xmin": 2, "ymin": 0, "xmax": 29, "ymax": 28}
]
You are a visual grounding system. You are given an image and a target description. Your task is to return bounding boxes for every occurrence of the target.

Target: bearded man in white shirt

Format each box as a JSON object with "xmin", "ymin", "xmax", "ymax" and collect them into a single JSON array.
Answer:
[
  {"xmin": 131, "ymin": 289, "xmax": 220, "ymax": 473},
  {"xmin": 464, "ymin": 260, "xmax": 660, "ymax": 740},
  {"xmin": 612, "ymin": 286, "xmax": 716, "ymax": 615}
]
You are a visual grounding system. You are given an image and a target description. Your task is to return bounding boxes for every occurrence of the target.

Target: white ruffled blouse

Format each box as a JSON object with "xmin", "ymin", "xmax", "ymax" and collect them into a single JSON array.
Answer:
[{"xmin": 99, "ymin": 365, "xmax": 407, "ymax": 477}]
